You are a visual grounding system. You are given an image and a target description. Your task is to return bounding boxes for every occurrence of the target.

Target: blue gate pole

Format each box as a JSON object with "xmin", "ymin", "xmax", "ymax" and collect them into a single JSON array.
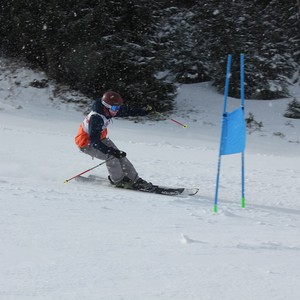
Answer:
[
  {"xmin": 240, "ymin": 53, "xmax": 245, "ymax": 107},
  {"xmin": 214, "ymin": 54, "xmax": 232, "ymax": 213},
  {"xmin": 240, "ymin": 53, "xmax": 246, "ymax": 208}
]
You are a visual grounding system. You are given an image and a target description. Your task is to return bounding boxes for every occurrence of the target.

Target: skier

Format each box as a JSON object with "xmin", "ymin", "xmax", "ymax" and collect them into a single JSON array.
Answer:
[{"xmin": 75, "ymin": 91, "xmax": 153, "ymax": 190}]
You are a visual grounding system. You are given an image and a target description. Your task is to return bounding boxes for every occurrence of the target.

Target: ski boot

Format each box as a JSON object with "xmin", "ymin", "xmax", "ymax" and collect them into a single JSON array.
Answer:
[
  {"xmin": 109, "ymin": 176, "xmax": 134, "ymax": 189},
  {"xmin": 132, "ymin": 178, "xmax": 154, "ymax": 190}
]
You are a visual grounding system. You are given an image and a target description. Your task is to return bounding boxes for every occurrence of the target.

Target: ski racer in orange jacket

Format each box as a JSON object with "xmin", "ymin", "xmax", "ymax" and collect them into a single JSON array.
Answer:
[{"xmin": 75, "ymin": 91, "xmax": 152, "ymax": 189}]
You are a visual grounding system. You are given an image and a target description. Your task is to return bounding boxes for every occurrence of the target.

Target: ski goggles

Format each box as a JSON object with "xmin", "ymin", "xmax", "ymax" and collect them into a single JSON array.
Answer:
[{"xmin": 102, "ymin": 100, "xmax": 121, "ymax": 111}]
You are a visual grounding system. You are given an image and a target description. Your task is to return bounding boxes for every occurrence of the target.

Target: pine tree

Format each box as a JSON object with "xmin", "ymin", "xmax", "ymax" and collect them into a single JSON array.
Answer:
[{"xmin": 0, "ymin": 0, "xmax": 299, "ymax": 108}]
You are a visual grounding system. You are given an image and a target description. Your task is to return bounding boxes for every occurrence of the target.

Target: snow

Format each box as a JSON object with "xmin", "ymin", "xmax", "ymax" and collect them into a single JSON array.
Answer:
[{"xmin": 1, "ymin": 57, "xmax": 300, "ymax": 300}]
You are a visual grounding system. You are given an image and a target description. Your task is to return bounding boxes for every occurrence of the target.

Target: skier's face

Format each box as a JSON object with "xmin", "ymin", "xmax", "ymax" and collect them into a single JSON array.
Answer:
[{"xmin": 109, "ymin": 109, "xmax": 118, "ymax": 117}]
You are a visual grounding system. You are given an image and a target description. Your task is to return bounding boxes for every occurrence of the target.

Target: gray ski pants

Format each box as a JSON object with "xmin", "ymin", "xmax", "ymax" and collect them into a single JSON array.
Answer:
[{"xmin": 80, "ymin": 138, "xmax": 139, "ymax": 183}]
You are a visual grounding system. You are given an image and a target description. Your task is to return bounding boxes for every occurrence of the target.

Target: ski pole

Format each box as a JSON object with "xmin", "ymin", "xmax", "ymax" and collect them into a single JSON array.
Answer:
[
  {"xmin": 156, "ymin": 112, "xmax": 188, "ymax": 128},
  {"xmin": 169, "ymin": 118, "xmax": 188, "ymax": 128},
  {"xmin": 64, "ymin": 157, "xmax": 113, "ymax": 183}
]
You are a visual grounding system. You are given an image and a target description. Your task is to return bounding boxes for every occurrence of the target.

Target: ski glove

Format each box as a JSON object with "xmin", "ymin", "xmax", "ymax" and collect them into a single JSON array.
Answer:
[
  {"xmin": 145, "ymin": 105, "xmax": 153, "ymax": 112},
  {"xmin": 108, "ymin": 148, "xmax": 127, "ymax": 158},
  {"xmin": 142, "ymin": 105, "xmax": 153, "ymax": 115}
]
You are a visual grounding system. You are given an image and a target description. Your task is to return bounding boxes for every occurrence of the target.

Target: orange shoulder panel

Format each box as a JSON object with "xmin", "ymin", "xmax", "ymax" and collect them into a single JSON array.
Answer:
[
  {"xmin": 75, "ymin": 124, "xmax": 90, "ymax": 148},
  {"xmin": 100, "ymin": 128, "xmax": 108, "ymax": 140},
  {"xmin": 75, "ymin": 125, "xmax": 108, "ymax": 148}
]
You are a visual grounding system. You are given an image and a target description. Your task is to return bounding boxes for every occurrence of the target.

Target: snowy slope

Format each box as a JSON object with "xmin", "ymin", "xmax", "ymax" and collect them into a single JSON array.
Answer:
[{"xmin": 1, "ymin": 57, "xmax": 300, "ymax": 300}]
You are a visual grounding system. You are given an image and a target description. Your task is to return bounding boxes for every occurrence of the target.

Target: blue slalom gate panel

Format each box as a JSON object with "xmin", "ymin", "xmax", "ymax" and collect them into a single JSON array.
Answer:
[
  {"xmin": 220, "ymin": 107, "xmax": 246, "ymax": 155},
  {"xmin": 214, "ymin": 53, "xmax": 246, "ymax": 212}
]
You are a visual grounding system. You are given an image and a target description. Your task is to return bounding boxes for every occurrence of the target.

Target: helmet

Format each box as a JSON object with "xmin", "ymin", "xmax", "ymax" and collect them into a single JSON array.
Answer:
[{"xmin": 102, "ymin": 91, "xmax": 123, "ymax": 106}]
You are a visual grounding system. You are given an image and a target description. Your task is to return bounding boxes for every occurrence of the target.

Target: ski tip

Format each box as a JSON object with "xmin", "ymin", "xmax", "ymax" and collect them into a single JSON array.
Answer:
[
  {"xmin": 190, "ymin": 188, "xmax": 199, "ymax": 195},
  {"xmin": 183, "ymin": 188, "xmax": 199, "ymax": 196}
]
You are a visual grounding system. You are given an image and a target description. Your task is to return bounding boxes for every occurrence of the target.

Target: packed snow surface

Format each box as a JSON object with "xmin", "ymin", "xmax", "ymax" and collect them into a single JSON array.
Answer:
[{"xmin": 1, "ymin": 57, "xmax": 300, "ymax": 300}]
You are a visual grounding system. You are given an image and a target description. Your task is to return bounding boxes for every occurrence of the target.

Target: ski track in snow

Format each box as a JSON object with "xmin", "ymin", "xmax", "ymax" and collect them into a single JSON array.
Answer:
[{"xmin": 1, "ymin": 172, "xmax": 300, "ymax": 300}]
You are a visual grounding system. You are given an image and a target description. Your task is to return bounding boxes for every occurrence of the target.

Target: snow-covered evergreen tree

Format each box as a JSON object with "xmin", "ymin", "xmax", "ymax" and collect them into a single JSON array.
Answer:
[{"xmin": 0, "ymin": 0, "xmax": 299, "ymax": 109}]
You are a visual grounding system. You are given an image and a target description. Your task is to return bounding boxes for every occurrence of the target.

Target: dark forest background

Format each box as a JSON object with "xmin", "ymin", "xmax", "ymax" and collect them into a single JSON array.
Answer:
[{"xmin": 0, "ymin": 0, "xmax": 299, "ymax": 111}]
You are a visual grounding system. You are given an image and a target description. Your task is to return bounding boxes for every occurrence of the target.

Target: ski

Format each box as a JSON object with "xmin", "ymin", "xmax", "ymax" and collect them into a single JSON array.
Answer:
[{"xmin": 75, "ymin": 175, "xmax": 199, "ymax": 196}]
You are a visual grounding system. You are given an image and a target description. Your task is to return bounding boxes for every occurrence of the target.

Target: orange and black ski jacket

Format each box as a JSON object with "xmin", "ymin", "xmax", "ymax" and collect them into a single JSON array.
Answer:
[{"xmin": 75, "ymin": 98, "xmax": 148, "ymax": 154}]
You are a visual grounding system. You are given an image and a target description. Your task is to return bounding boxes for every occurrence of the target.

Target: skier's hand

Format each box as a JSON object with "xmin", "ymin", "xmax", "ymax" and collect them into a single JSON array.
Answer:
[
  {"xmin": 145, "ymin": 105, "xmax": 153, "ymax": 114},
  {"xmin": 140, "ymin": 105, "xmax": 153, "ymax": 115},
  {"xmin": 108, "ymin": 148, "xmax": 127, "ymax": 158},
  {"xmin": 146, "ymin": 105, "xmax": 153, "ymax": 112}
]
